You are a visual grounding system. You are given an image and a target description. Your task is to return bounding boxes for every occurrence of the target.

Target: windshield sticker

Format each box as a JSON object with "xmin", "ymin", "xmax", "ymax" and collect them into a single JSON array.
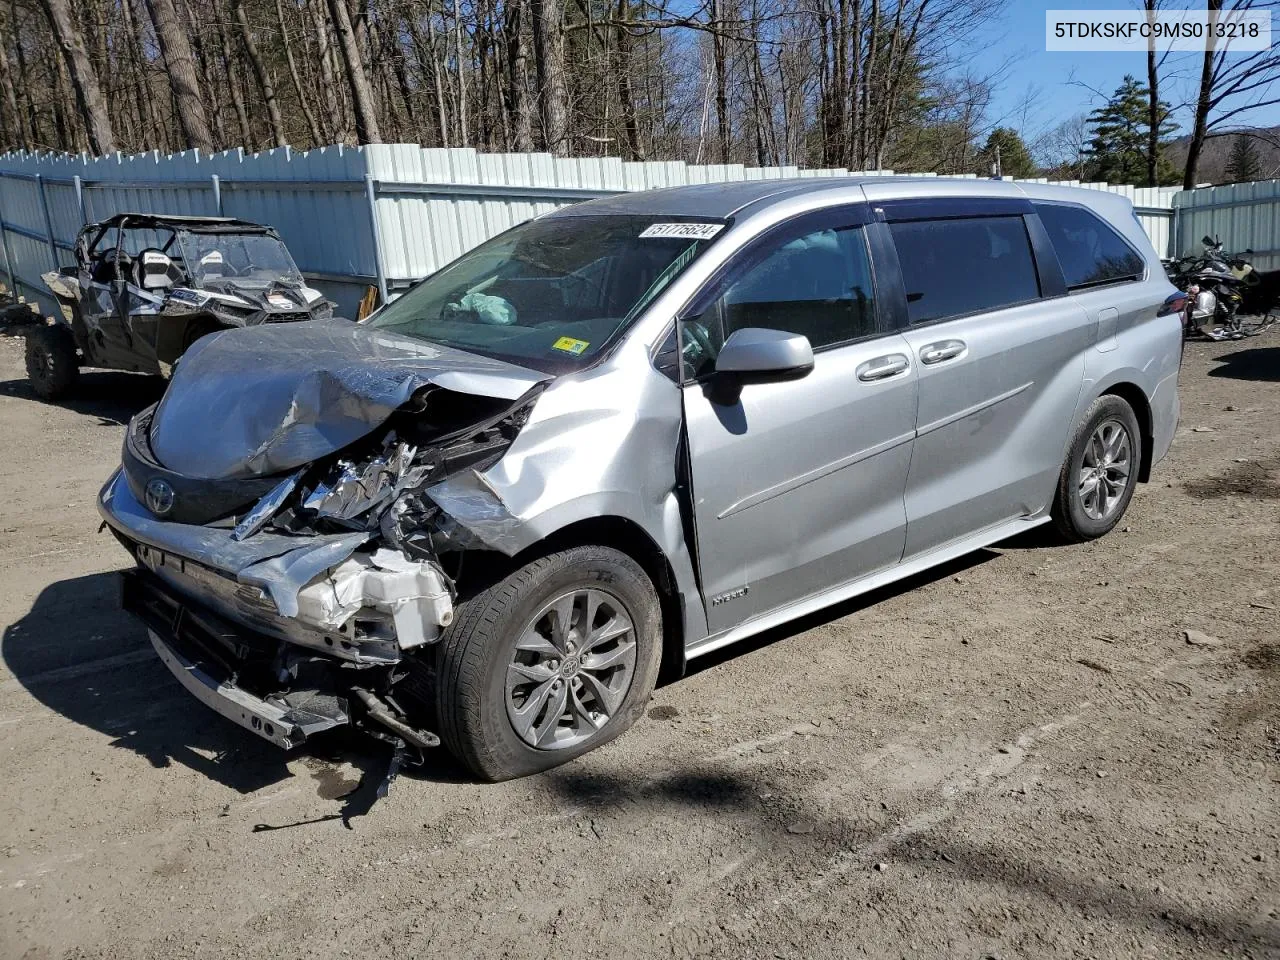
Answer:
[
  {"xmin": 639, "ymin": 222, "xmax": 724, "ymax": 241},
  {"xmin": 551, "ymin": 336, "xmax": 590, "ymax": 355}
]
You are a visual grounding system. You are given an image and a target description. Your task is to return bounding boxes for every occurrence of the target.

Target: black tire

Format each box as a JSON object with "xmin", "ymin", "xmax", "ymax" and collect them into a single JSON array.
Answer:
[
  {"xmin": 1051, "ymin": 394, "xmax": 1142, "ymax": 543},
  {"xmin": 24, "ymin": 323, "xmax": 79, "ymax": 401},
  {"xmin": 436, "ymin": 546, "xmax": 663, "ymax": 782}
]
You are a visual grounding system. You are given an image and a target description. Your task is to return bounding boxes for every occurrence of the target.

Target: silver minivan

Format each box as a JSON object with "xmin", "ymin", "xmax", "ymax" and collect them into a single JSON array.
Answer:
[{"xmin": 99, "ymin": 178, "xmax": 1182, "ymax": 780}]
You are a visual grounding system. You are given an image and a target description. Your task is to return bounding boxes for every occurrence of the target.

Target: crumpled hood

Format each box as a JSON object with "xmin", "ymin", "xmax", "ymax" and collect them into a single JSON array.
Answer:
[{"xmin": 149, "ymin": 320, "xmax": 545, "ymax": 480}]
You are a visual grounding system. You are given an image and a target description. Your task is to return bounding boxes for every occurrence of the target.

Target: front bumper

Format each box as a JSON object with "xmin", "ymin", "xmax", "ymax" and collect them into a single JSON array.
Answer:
[
  {"xmin": 124, "ymin": 569, "xmax": 350, "ymax": 749},
  {"xmin": 98, "ymin": 469, "xmax": 454, "ymax": 664},
  {"xmin": 149, "ymin": 630, "xmax": 329, "ymax": 750}
]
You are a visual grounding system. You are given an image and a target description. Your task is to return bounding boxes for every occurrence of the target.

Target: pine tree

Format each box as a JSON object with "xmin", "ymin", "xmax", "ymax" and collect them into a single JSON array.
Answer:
[
  {"xmin": 1083, "ymin": 75, "xmax": 1178, "ymax": 185},
  {"xmin": 1225, "ymin": 135, "xmax": 1262, "ymax": 183},
  {"xmin": 976, "ymin": 128, "xmax": 1037, "ymax": 178}
]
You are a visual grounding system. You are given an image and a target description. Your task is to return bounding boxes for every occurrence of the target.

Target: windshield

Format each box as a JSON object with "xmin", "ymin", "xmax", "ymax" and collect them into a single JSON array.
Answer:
[
  {"xmin": 177, "ymin": 230, "xmax": 303, "ymax": 286},
  {"xmin": 364, "ymin": 214, "xmax": 725, "ymax": 372}
]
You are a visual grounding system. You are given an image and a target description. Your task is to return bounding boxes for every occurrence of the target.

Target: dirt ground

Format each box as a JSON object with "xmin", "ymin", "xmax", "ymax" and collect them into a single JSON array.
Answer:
[{"xmin": 0, "ymin": 332, "xmax": 1276, "ymax": 960}]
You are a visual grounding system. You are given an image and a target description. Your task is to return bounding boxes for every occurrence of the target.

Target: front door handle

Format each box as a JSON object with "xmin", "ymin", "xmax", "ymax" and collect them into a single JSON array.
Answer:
[
  {"xmin": 919, "ymin": 340, "xmax": 966, "ymax": 365},
  {"xmin": 856, "ymin": 354, "xmax": 910, "ymax": 382}
]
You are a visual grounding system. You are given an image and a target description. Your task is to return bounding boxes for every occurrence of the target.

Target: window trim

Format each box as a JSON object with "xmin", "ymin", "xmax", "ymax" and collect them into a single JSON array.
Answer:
[
  {"xmin": 882, "ymin": 212, "xmax": 1047, "ymax": 329},
  {"xmin": 1031, "ymin": 200, "xmax": 1148, "ymax": 292},
  {"xmin": 674, "ymin": 203, "xmax": 896, "ymax": 385},
  {"xmin": 875, "ymin": 195, "xmax": 1034, "ymax": 223}
]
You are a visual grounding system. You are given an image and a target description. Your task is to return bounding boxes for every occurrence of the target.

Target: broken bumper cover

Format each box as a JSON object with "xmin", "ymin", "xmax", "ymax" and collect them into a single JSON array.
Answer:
[
  {"xmin": 123, "ymin": 569, "xmax": 351, "ymax": 749},
  {"xmin": 148, "ymin": 628, "xmax": 330, "ymax": 750},
  {"xmin": 98, "ymin": 469, "xmax": 454, "ymax": 664}
]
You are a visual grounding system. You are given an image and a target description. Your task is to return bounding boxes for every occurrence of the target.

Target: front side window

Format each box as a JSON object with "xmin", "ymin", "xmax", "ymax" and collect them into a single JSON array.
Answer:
[
  {"xmin": 889, "ymin": 216, "xmax": 1040, "ymax": 324},
  {"xmin": 365, "ymin": 214, "xmax": 723, "ymax": 373},
  {"xmin": 682, "ymin": 223, "xmax": 877, "ymax": 376},
  {"xmin": 1033, "ymin": 202, "xmax": 1145, "ymax": 290}
]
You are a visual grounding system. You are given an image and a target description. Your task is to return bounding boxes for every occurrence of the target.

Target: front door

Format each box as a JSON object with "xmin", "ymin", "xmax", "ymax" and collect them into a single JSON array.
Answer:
[{"xmin": 681, "ymin": 209, "xmax": 918, "ymax": 633}]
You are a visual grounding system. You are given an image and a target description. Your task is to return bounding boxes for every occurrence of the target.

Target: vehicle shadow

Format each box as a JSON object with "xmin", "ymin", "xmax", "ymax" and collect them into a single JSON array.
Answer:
[
  {"xmin": 2, "ymin": 570, "xmax": 295, "ymax": 793},
  {"xmin": 3, "ymin": 568, "xmax": 475, "ymax": 821},
  {"xmin": 2, "ymin": 535, "xmax": 1042, "ymax": 812},
  {"xmin": 1206, "ymin": 346, "xmax": 1280, "ymax": 383},
  {"xmin": 0, "ymin": 370, "xmax": 164, "ymax": 424}
]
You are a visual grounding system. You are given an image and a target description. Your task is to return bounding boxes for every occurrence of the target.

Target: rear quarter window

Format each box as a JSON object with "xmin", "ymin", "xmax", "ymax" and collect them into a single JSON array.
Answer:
[{"xmin": 1033, "ymin": 202, "xmax": 1145, "ymax": 290}]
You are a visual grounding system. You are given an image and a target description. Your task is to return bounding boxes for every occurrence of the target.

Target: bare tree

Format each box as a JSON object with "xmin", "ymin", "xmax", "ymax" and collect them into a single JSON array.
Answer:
[
  {"xmin": 40, "ymin": 0, "xmax": 114, "ymax": 152},
  {"xmin": 505, "ymin": 0, "xmax": 534, "ymax": 151},
  {"xmin": 1183, "ymin": 0, "xmax": 1280, "ymax": 189},
  {"xmin": 531, "ymin": 0, "xmax": 569, "ymax": 154},
  {"xmin": 277, "ymin": 0, "xmax": 323, "ymax": 145},
  {"xmin": 327, "ymin": 0, "xmax": 382, "ymax": 142},
  {"xmin": 143, "ymin": 0, "xmax": 214, "ymax": 151},
  {"xmin": 233, "ymin": 0, "xmax": 287, "ymax": 147}
]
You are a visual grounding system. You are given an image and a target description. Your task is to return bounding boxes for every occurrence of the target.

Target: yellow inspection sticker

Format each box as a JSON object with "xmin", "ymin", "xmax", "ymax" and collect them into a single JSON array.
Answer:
[{"xmin": 552, "ymin": 336, "xmax": 590, "ymax": 355}]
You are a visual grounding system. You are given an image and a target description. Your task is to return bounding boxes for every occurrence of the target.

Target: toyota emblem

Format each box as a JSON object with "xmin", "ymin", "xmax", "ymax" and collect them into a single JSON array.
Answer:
[{"xmin": 144, "ymin": 477, "xmax": 175, "ymax": 517}]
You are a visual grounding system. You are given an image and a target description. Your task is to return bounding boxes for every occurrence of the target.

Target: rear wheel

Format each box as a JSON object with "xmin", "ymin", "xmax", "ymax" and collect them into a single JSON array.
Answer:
[
  {"xmin": 24, "ymin": 324, "xmax": 79, "ymax": 400},
  {"xmin": 1051, "ymin": 395, "xmax": 1141, "ymax": 542},
  {"xmin": 435, "ymin": 546, "xmax": 663, "ymax": 781}
]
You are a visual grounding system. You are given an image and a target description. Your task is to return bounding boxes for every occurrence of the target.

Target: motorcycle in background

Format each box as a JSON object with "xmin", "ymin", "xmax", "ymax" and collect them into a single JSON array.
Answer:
[{"xmin": 1164, "ymin": 235, "xmax": 1275, "ymax": 341}]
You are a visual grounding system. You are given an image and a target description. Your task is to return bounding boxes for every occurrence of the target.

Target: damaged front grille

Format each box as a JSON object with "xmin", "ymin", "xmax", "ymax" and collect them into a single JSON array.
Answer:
[
  {"xmin": 240, "ymin": 383, "xmax": 541, "ymax": 557},
  {"xmin": 109, "ymin": 380, "xmax": 543, "ymax": 780},
  {"xmin": 300, "ymin": 436, "xmax": 431, "ymax": 525}
]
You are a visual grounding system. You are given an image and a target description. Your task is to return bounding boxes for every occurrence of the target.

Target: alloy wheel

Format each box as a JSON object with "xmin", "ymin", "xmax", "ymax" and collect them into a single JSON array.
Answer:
[
  {"xmin": 505, "ymin": 588, "xmax": 638, "ymax": 750},
  {"xmin": 1078, "ymin": 418, "xmax": 1133, "ymax": 521}
]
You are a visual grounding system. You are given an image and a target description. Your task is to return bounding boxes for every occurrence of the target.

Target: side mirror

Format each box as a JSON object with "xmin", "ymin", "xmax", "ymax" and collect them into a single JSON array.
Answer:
[
  {"xmin": 1202, "ymin": 235, "xmax": 1214, "ymax": 246},
  {"xmin": 714, "ymin": 327, "xmax": 814, "ymax": 383}
]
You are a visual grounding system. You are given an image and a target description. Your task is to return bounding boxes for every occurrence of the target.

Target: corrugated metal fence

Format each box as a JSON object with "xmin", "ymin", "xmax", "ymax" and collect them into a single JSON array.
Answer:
[
  {"xmin": 0, "ymin": 143, "xmax": 1196, "ymax": 319},
  {"xmin": 1173, "ymin": 180, "xmax": 1280, "ymax": 272}
]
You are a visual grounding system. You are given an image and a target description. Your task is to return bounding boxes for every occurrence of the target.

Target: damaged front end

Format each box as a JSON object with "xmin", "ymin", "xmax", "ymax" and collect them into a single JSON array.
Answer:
[{"xmin": 100, "ymin": 336, "xmax": 544, "ymax": 776}]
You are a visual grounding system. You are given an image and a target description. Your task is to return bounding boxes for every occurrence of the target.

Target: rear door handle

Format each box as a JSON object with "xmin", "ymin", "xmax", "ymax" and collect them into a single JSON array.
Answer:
[
  {"xmin": 856, "ymin": 354, "xmax": 910, "ymax": 382},
  {"xmin": 919, "ymin": 340, "xmax": 966, "ymax": 365}
]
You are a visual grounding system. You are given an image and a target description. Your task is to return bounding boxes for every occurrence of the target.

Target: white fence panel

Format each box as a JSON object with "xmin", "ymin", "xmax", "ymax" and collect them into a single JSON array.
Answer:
[
  {"xmin": 1174, "ymin": 180, "xmax": 1280, "ymax": 272},
  {"xmin": 0, "ymin": 142, "xmax": 1205, "ymax": 322}
]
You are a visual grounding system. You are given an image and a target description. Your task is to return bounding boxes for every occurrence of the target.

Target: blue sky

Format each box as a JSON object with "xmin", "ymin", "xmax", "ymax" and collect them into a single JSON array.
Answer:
[{"xmin": 971, "ymin": 1, "xmax": 1280, "ymax": 145}]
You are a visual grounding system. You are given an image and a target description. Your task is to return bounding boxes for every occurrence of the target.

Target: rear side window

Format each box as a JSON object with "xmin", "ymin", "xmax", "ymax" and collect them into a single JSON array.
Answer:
[
  {"xmin": 889, "ymin": 216, "xmax": 1040, "ymax": 324},
  {"xmin": 1034, "ymin": 202, "xmax": 1145, "ymax": 290}
]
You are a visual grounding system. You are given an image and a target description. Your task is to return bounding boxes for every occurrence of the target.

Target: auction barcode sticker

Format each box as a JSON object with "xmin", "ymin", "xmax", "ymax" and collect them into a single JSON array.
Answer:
[{"xmin": 639, "ymin": 222, "xmax": 725, "ymax": 240}]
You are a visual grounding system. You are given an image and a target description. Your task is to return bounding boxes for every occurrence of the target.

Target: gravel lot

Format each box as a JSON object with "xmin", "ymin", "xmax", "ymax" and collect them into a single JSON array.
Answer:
[{"xmin": 0, "ymin": 332, "xmax": 1277, "ymax": 960}]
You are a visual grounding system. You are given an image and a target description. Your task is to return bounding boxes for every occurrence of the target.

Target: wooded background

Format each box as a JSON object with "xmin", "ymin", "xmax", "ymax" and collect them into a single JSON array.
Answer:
[{"xmin": 5, "ymin": 0, "xmax": 1279, "ymax": 189}]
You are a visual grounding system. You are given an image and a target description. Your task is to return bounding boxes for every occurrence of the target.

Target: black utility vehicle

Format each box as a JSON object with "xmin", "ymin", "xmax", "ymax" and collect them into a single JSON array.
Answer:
[{"xmin": 17, "ymin": 213, "xmax": 332, "ymax": 399}]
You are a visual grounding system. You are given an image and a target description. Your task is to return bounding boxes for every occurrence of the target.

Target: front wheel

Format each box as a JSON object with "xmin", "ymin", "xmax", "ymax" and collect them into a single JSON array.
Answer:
[
  {"xmin": 1051, "ymin": 395, "xmax": 1141, "ymax": 543},
  {"xmin": 435, "ymin": 546, "xmax": 663, "ymax": 781},
  {"xmin": 24, "ymin": 323, "xmax": 79, "ymax": 400}
]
